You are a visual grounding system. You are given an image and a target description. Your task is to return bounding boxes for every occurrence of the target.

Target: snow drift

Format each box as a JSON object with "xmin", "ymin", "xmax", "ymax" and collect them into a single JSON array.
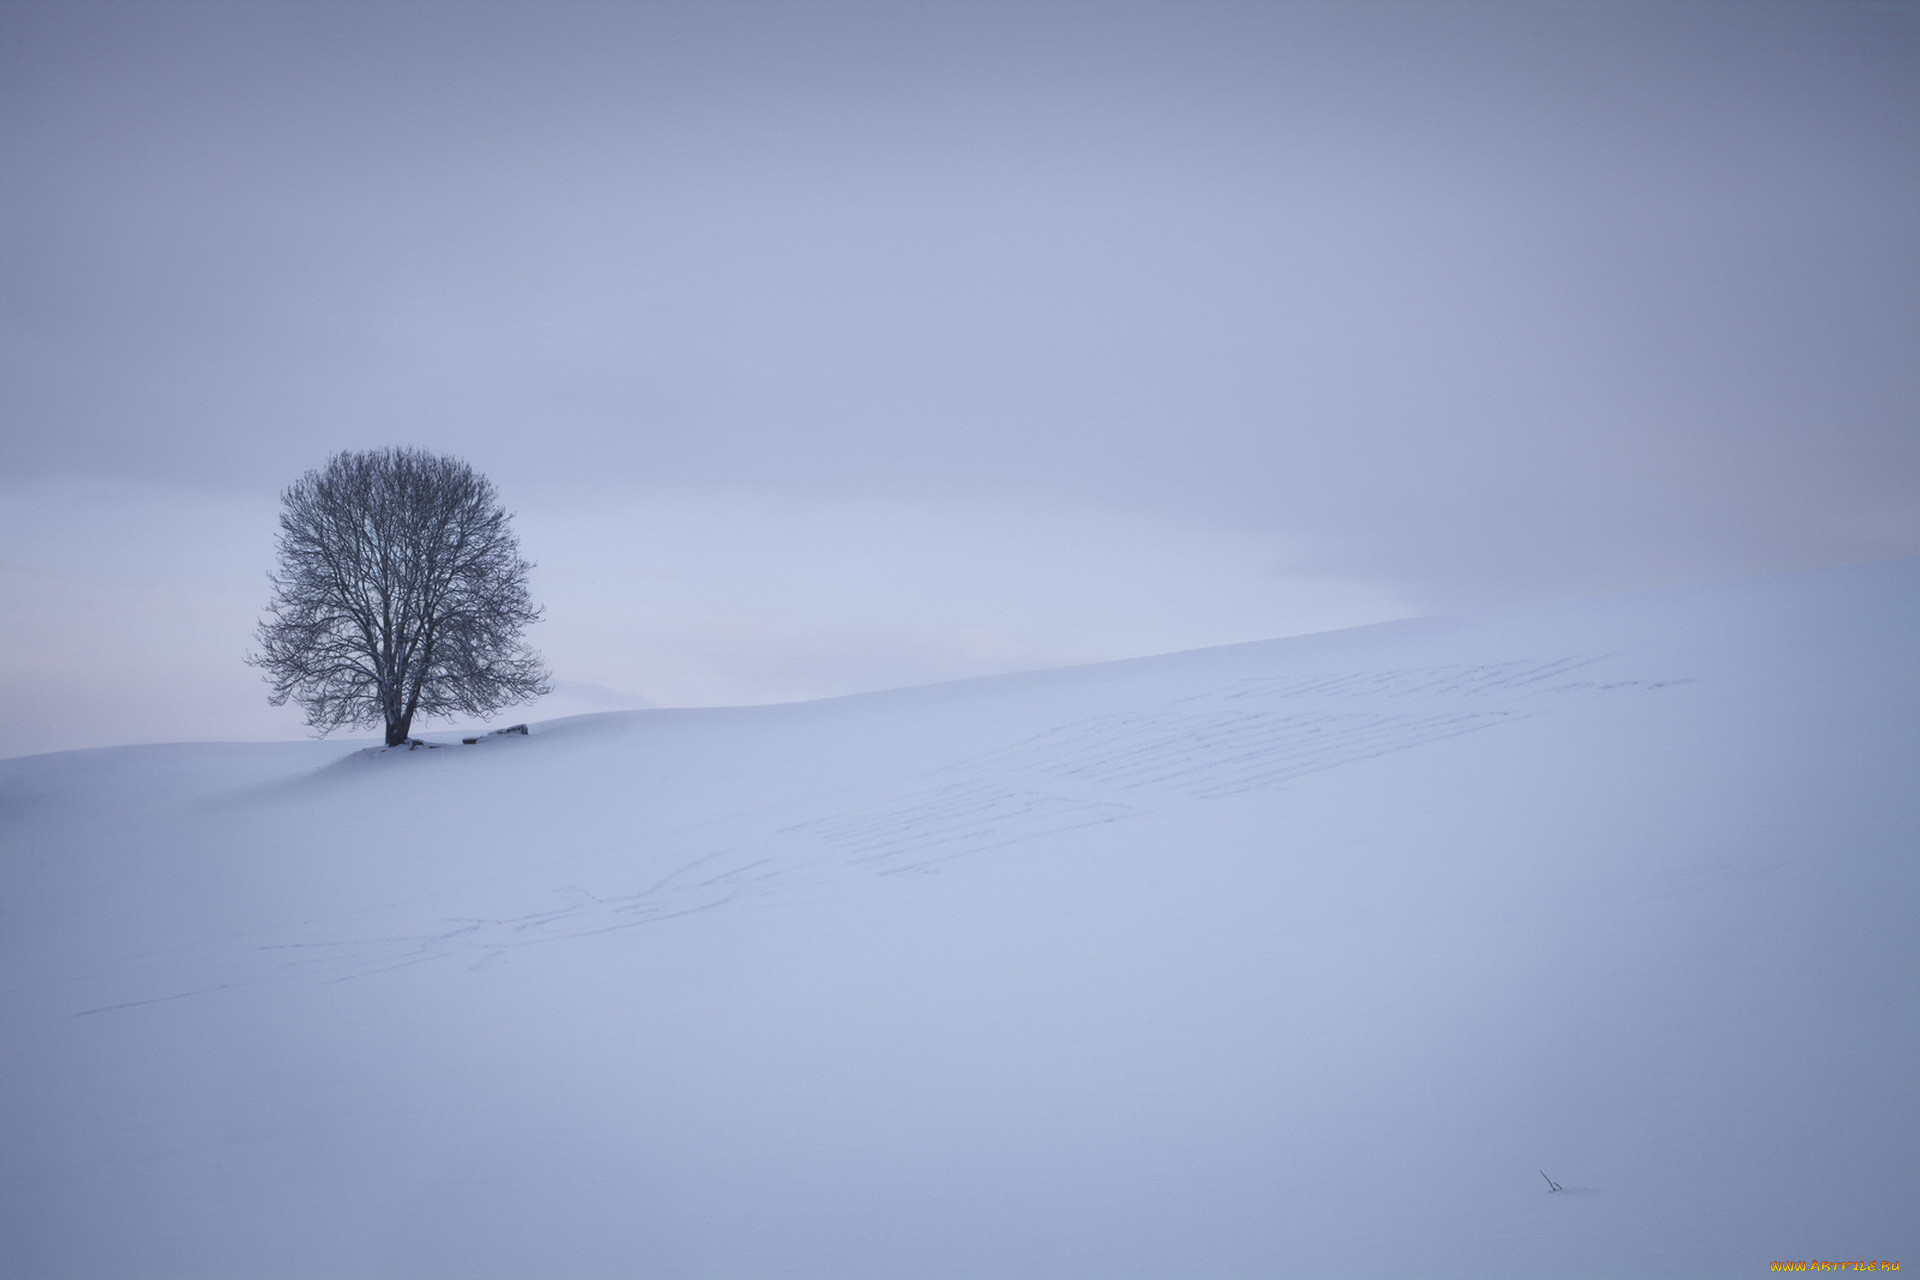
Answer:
[{"xmin": 2, "ymin": 558, "xmax": 1916, "ymax": 1278}]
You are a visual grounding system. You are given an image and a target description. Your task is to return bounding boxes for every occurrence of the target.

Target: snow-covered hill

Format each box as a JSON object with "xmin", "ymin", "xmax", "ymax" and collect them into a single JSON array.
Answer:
[{"xmin": 3, "ymin": 558, "xmax": 1916, "ymax": 1279}]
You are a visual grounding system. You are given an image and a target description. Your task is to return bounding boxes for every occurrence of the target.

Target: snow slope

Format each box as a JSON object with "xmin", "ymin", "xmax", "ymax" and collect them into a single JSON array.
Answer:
[{"xmin": 2, "ymin": 558, "xmax": 1916, "ymax": 1279}]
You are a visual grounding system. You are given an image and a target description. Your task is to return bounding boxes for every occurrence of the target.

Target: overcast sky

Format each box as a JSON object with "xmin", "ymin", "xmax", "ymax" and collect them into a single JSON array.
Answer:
[{"xmin": 4, "ymin": 0, "xmax": 1917, "ymax": 756}]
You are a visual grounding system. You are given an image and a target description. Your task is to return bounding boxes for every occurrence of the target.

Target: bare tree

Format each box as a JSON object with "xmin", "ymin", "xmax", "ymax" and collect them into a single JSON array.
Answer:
[{"xmin": 251, "ymin": 448, "xmax": 550, "ymax": 746}]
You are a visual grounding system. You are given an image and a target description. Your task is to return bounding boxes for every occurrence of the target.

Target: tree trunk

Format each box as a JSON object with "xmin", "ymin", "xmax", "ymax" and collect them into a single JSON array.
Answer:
[{"xmin": 385, "ymin": 713, "xmax": 412, "ymax": 746}]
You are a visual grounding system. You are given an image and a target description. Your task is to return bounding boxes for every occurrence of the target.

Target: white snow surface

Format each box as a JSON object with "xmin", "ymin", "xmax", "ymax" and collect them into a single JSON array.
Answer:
[{"xmin": 3, "ymin": 558, "xmax": 1916, "ymax": 1278}]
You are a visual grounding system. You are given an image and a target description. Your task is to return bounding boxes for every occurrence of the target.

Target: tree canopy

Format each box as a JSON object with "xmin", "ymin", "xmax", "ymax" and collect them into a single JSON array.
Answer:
[{"xmin": 252, "ymin": 448, "xmax": 549, "ymax": 746}]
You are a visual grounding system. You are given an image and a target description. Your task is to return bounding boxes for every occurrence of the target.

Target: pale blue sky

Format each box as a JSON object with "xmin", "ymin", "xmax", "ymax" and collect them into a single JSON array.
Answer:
[{"xmin": 3, "ymin": 0, "xmax": 1917, "ymax": 755}]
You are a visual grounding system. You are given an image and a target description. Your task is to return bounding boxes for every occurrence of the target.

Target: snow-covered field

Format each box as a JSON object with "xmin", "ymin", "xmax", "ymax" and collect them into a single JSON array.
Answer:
[{"xmin": 3, "ymin": 558, "xmax": 1915, "ymax": 1279}]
